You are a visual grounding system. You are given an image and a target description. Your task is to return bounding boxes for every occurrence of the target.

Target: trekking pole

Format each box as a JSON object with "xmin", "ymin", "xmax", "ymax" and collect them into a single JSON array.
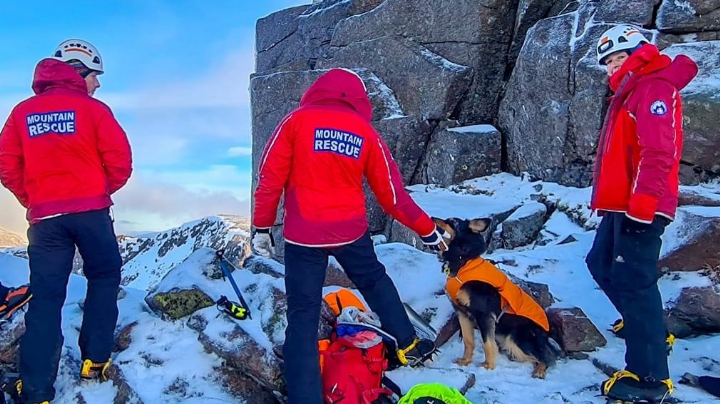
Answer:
[{"xmin": 216, "ymin": 249, "xmax": 252, "ymax": 320}]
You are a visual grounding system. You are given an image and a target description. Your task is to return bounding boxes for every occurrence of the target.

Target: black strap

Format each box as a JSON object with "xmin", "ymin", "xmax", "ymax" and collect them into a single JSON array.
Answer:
[
  {"xmin": 336, "ymin": 294, "xmax": 343, "ymax": 313},
  {"xmin": 382, "ymin": 375, "xmax": 403, "ymax": 398}
]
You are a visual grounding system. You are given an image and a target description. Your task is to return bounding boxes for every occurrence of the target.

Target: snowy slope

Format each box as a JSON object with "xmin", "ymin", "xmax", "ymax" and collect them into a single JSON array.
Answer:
[
  {"xmin": 0, "ymin": 227, "xmax": 25, "ymax": 248},
  {"xmin": 0, "ymin": 252, "xmax": 237, "ymax": 404},
  {"xmin": 119, "ymin": 215, "xmax": 250, "ymax": 290}
]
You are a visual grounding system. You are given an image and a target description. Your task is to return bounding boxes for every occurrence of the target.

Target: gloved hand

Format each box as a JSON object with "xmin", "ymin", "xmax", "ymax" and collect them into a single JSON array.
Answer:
[
  {"xmin": 622, "ymin": 216, "xmax": 651, "ymax": 234},
  {"xmin": 420, "ymin": 225, "xmax": 451, "ymax": 252},
  {"xmin": 252, "ymin": 228, "xmax": 275, "ymax": 257}
]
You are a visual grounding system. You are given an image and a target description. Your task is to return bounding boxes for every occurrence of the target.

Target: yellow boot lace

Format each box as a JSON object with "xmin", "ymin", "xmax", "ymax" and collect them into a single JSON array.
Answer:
[
  {"xmin": 603, "ymin": 370, "xmax": 640, "ymax": 395},
  {"xmin": 396, "ymin": 338, "xmax": 420, "ymax": 366}
]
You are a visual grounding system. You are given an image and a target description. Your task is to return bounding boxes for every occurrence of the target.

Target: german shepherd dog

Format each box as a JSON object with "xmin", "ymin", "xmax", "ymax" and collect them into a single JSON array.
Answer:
[{"xmin": 435, "ymin": 217, "xmax": 557, "ymax": 379}]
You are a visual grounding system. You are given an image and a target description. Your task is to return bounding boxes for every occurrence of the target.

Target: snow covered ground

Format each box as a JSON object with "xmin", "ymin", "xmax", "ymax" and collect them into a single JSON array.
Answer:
[{"xmin": 1, "ymin": 173, "xmax": 719, "ymax": 403}]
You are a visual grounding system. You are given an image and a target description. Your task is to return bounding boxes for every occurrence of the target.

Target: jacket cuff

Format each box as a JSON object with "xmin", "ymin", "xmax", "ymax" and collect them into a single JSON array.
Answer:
[
  {"xmin": 627, "ymin": 193, "xmax": 658, "ymax": 224},
  {"xmin": 254, "ymin": 227, "xmax": 271, "ymax": 234}
]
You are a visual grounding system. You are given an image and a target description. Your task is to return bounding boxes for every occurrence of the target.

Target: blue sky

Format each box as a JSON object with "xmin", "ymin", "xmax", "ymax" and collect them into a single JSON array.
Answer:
[{"xmin": 0, "ymin": 0, "xmax": 306, "ymax": 235}]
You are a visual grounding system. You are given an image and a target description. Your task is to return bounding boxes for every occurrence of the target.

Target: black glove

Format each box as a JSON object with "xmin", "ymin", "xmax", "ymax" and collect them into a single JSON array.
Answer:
[{"xmin": 622, "ymin": 216, "xmax": 651, "ymax": 234}]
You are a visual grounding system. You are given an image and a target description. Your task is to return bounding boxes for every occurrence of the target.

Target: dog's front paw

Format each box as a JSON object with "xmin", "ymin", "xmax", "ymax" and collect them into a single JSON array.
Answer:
[
  {"xmin": 454, "ymin": 357, "xmax": 472, "ymax": 366},
  {"xmin": 481, "ymin": 361, "xmax": 495, "ymax": 370},
  {"xmin": 532, "ymin": 364, "xmax": 547, "ymax": 379}
]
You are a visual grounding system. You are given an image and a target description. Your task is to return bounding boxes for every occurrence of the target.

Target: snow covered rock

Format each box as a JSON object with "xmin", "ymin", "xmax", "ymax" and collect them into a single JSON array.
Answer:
[
  {"xmin": 187, "ymin": 310, "xmax": 286, "ymax": 396},
  {"xmin": 547, "ymin": 307, "xmax": 607, "ymax": 353},
  {"xmin": 119, "ymin": 216, "xmax": 250, "ymax": 290},
  {"xmin": 105, "ymin": 364, "xmax": 146, "ymax": 404},
  {"xmin": 243, "ymin": 255, "xmax": 285, "ymax": 278},
  {"xmin": 373, "ymin": 116, "xmax": 434, "ymax": 183},
  {"xmin": 0, "ymin": 314, "xmax": 24, "ymax": 367},
  {"xmin": 113, "ymin": 321, "xmax": 138, "ymax": 354},
  {"xmin": 146, "ymin": 288, "xmax": 215, "ymax": 321},
  {"xmin": 537, "ymin": 211, "xmax": 585, "ymax": 246},
  {"xmin": 499, "ymin": 8, "xmax": 604, "ymax": 187},
  {"xmin": 500, "ymin": 202, "xmax": 548, "ymax": 249},
  {"xmin": 657, "ymin": 0, "xmax": 720, "ymax": 34},
  {"xmin": 216, "ymin": 367, "xmax": 279, "ymax": 404},
  {"xmin": 594, "ymin": 0, "xmax": 658, "ymax": 25},
  {"xmin": 255, "ymin": 0, "xmax": 382, "ymax": 74},
  {"xmin": 255, "ymin": 5, "xmax": 309, "ymax": 58},
  {"xmin": 330, "ymin": 0, "xmax": 518, "ymax": 123},
  {"xmin": 659, "ymin": 208, "xmax": 720, "ymax": 272},
  {"xmin": 319, "ymin": 35, "xmax": 472, "ymax": 120},
  {"xmin": 663, "ymin": 41, "xmax": 720, "ymax": 180},
  {"xmin": 665, "ymin": 286, "xmax": 720, "ymax": 338},
  {"xmin": 679, "ymin": 189, "xmax": 720, "ymax": 207},
  {"xmin": 325, "ymin": 260, "xmax": 355, "ymax": 288},
  {"xmin": 510, "ymin": 0, "xmax": 575, "ymax": 67},
  {"xmin": 421, "ymin": 124, "xmax": 502, "ymax": 187}
]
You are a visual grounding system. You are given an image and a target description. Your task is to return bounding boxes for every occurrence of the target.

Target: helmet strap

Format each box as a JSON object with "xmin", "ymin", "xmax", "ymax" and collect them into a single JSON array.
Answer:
[{"xmin": 67, "ymin": 60, "xmax": 92, "ymax": 78}]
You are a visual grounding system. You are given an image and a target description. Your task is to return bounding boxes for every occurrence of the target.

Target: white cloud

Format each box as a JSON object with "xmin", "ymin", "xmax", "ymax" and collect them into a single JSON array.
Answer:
[
  {"xmin": 112, "ymin": 173, "xmax": 250, "ymax": 234},
  {"xmin": 228, "ymin": 146, "xmax": 253, "ymax": 157},
  {"xmin": 0, "ymin": 188, "xmax": 28, "ymax": 235},
  {"xmin": 100, "ymin": 48, "xmax": 254, "ymax": 111}
]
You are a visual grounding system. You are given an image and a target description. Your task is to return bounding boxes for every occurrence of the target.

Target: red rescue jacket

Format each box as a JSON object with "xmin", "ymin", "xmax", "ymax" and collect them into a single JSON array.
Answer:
[
  {"xmin": 253, "ymin": 69, "xmax": 435, "ymax": 247},
  {"xmin": 591, "ymin": 44, "xmax": 698, "ymax": 223},
  {"xmin": 0, "ymin": 59, "xmax": 132, "ymax": 224}
]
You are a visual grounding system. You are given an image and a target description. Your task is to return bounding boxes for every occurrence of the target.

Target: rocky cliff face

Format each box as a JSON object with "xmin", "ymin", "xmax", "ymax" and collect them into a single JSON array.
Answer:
[{"xmin": 251, "ymin": 0, "xmax": 720, "ymax": 252}]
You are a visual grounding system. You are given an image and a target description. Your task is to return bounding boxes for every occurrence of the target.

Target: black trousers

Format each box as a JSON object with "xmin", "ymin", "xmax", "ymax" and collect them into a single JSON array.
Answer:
[
  {"xmin": 20, "ymin": 209, "xmax": 122, "ymax": 403},
  {"xmin": 586, "ymin": 212, "xmax": 670, "ymax": 380}
]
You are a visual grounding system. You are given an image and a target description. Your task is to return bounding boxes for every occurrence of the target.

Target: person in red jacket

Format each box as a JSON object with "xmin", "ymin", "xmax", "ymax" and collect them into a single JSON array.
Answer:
[
  {"xmin": 586, "ymin": 25, "xmax": 698, "ymax": 403},
  {"xmin": 252, "ymin": 68, "xmax": 449, "ymax": 404},
  {"xmin": 0, "ymin": 39, "xmax": 132, "ymax": 404}
]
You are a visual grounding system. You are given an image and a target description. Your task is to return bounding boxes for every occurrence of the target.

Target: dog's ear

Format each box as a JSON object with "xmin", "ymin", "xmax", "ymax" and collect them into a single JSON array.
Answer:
[{"xmin": 469, "ymin": 218, "xmax": 492, "ymax": 233}]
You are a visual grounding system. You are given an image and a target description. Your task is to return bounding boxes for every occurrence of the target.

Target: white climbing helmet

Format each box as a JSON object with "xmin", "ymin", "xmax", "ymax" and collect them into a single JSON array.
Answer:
[
  {"xmin": 52, "ymin": 39, "xmax": 104, "ymax": 74},
  {"xmin": 596, "ymin": 25, "xmax": 649, "ymax": 65}
]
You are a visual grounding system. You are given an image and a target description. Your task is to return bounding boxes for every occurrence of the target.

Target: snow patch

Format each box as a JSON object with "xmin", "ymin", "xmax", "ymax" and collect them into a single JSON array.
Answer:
[
  {"xmin": 663, "ymin": 41, "xmax": 720, "ymax": 98},
  {"xmin": 419, "ymin": 48, "xmax": 468, "ymax": 73},
  {"xmin": 448, "ymin": 124, "xmax": 499, "ymax": 134}
]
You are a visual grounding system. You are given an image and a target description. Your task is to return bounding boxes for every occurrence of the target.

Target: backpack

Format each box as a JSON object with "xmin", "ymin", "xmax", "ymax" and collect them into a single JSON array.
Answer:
[
  {"xmin": 321, "ymin": 336, "xmax": 394, "ymax": 404},
  {"xmin": 397, "ymin": 383, "xmax": 473, "ymax": 404},
  {"xmin": 321, "ymin": 288, "xmax": 398, "ymax": 404},
  {"xmin": 324, "ymin": 288, "xmax": 368, "ymax": 316}
]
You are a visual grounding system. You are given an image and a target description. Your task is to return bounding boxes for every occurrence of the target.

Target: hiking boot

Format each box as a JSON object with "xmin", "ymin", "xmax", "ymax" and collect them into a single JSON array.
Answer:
[
  {"xmin": 601, "ymin": 370, "xmax": 674, "ymax": 403},
  {"xmin": 0, "ymin": 376, "xmax": 50, "ymax": 404},
  {"xmin": 80, "ymin": 359, "xmax": 111, "ymax": 381},
  {"xmin": 0, "ymin": 285, "xmax": 32, "ymax": 320},
  {"xmin": 396, "ymin": 338, "xmax": 436, "ymax": 367},
  {"xmin": 609, "ymin": 319, "xmax": 675, "ymax": 355}
]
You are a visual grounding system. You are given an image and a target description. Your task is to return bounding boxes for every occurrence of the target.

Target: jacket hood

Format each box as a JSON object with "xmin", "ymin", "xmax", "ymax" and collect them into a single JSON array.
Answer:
[
  {"xmin": 609, "ymin": 44, "xmax": 698, "ymax": 93},
  {"xmin": 299, "ymin": 69, "xmax": 373, "ymax": 121},
  {"xmin": 32, "ymin": 58, "xmax": 88, "ymax": 95},
  {"xmin": 647, "ymin": 54, "xmax": 699, "ymax": 92}
]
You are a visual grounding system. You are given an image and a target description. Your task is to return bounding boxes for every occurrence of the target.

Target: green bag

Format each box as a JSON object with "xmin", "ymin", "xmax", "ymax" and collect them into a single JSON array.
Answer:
[{"xmin": 397, "ymin": 383, "xmax": 474, "ymax": 404}]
